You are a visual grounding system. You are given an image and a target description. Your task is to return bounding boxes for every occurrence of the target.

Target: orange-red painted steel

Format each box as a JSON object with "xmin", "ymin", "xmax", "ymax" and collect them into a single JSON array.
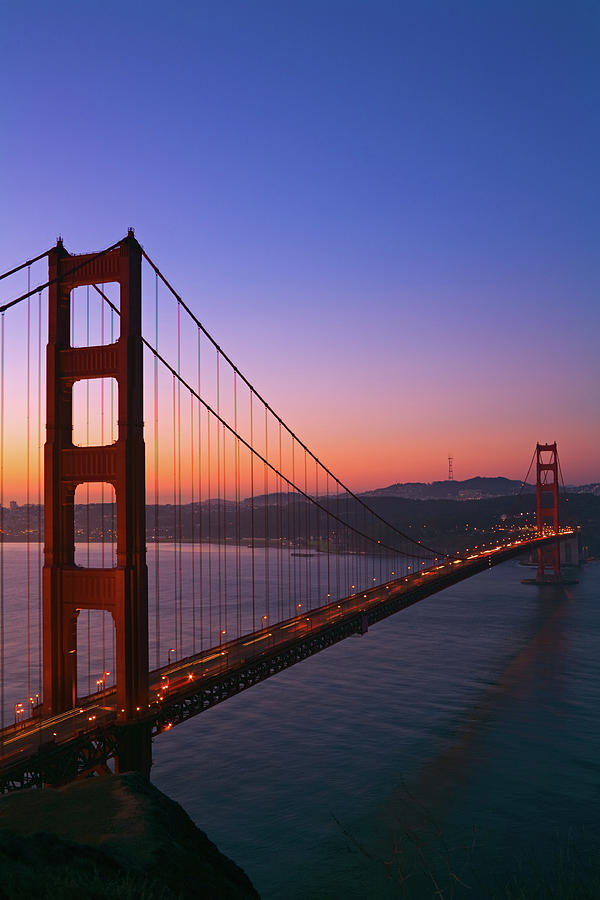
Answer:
[
  {"xmin": 42, "ymin": 234, "xmax": 149, "ymax": 737},
  {"xmin": 535, "ymin": 442, "xmax": 561, "ymax": 579}
]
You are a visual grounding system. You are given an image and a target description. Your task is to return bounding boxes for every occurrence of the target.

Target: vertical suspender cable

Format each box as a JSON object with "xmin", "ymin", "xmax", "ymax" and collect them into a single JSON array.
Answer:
[
  {"xmin": 234, "ymin": 372, "xmax": 241, "ymax": 637},
  {"xmin": 172, "ymin": 374, "xmax": 177, "ymax": 658},
  {"xmin": 292, "ymin": 438, "xmax": 297, "ymax": 613},
  {"xmin": 111, "ymin": 307, "xmax": 116, "ymax": 676},
  {"xmin": 72, "ymin": 284, "xmax": 78, "ymax": 685},
  {"xmin": 326, "ymin": 473, "xmax": 331, "ymax": 600},
  {"xmin": 342, "ymin": 491, "xmax": 347, "ymax": 594},
  {"xmin": 363, "ymin": 499, "xmax": 368, "ymax": 589},
  {"xmin": 264, "ymin": 406, "xmax": 269, "ymax": 623},
  {"xmin": 343, "ymin": 490, "xmax": 348, "ymax": 593},
  {"xmin": 190, "ymin": 392, "xmax": 195, "ymax": 654},
  {"xmin": 154, "ymin": 274, "xmax": 160, "ymax": 667},
  {"xmin": 0, "ymin": 313, "xmax": 4, "ymax": 739},
  {"xmin": 26, "ymin": 268, "xmax": 31, "ymax": 704},
  {"xmin": 352, "ymin": 496, "xmax": 357, "ymax": 592},
  {"xmin": 222, "ymin": 408, "xmax": 227, "ymax": 641},
  {"xmin": 285, "ymin": 436, "xmax": 292, "ymax": 617},
  {"xmin": 349, "ymin": 493, "xmax": 353, "ymax": 592},
  {"xmin": 86, "ymin": 286, "xmax": 91, "ymax": 695},
  {"xmin": 356, "ymin": 519, "xmax": 360, "ymax": 594},
  {"xmin": 278, "ymin": 421, "xmax": 283, "ymax": 621},
  {"xmin": 197, "ymin": 327, "xmax": 203, "ymax": 650},
  {"xmin": 37, "ymin": 289, "xmax": 42, "ymax": 702},
  {"xmin": 250, "ymin": 391, "xmax": 255, "ymax": 631},
  {"xmin": 287, "ymin": 433, "xmax": 292, "ymax": 618},
  {"xmin": 100, "ymin": 289, "xmax": 106, "ymax": 683},
  {"xmin": 350, "ymin": 495, "xmax": 355, "ymax": 592},
  {"xmin": 100, "ymin": 287, "xmax": 105, "ymax": 680},
  {"xmin": 207, "ymin": 410, "xmax": 212, "ymax": 643},
  {"xmin": 316, "ymin": 460, "xmax": 321, "ymax": 603},
  {"xmin": 177, "ymin": 302, "xmax": 183, "ymax": 656},
  {"xmin": 216, "ymin": 352, "xmax": 222, "ymax": 644},
  {"xmin": 336, "ymin": 481, "xmax": 340, "ymax": 601},
  {"xmin": 304, "ymin": 449, "xmax": 309, "ymax": 610}
]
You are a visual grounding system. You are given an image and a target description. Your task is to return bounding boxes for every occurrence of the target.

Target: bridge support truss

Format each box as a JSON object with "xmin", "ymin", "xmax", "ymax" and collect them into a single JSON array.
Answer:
[{"xmin": 43, "ymin": 232, "xmax": 150, "ymax": 773}]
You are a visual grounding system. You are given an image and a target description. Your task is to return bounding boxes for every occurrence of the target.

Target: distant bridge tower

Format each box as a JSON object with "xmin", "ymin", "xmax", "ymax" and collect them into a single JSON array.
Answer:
[
  {"xmin": 535, "ymin": 442, "xmax": 560, "ymax": 581},
  {"xmin": 43, "ymin": 232, "xmax": 149, "ymax": 771}
]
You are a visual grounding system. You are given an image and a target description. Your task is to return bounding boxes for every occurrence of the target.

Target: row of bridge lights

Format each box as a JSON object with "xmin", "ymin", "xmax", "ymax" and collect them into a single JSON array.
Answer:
[
  {"xmin": 151, "ymin": 544, "xmax": 525, "ymax": 721},
  {"xmin": 11, "ymin": 562, "xmax": 451, "ymax": 725},
  {"xmin": 13, "ymin": 540, "xmax": 552, "ymax": 728},
  {"xmin": 159, "ymin": 558, "xmax": 450, "ymax": 673},
  {"xmin": 14, "ymin": 671, "xmax": 115, "ymax": 725},
  {"xmin": 95, "ymin": 671, "xmax": 111, "ymax": 692},
  {"xmin": 165, "ymin": 615, "xmax": 272, "ymax": 668},
  {"xmin": 14, "ymin": 693, "xmax": 40, "ymax": 724},
  {"xmin": 152, "ymin": 561, "xmax": 447, "ymax": 704}
]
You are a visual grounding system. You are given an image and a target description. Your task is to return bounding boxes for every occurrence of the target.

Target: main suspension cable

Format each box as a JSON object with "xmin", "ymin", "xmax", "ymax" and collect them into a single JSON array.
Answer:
[
  {"xmin": 0, "ymin": 248, "xmax": 51, "ymax": 283},
  {"xmin": 0, "ymin": 239, "xmax": 123, "ymax": 314},
  {"xmin": 143, "ymin": 336, "xmax": 432, "ymax": 561},
  {"xmin": 138, "ymin": 249, "xmax": 450, "ymax": 559},
  {"xmin": 517, "ymin": 447, "xmax": 536, "ymax": 497},
  {"xmin": 91, "ymin": 282, "xmax": 444, "ymax": 562},
  {"xmin": 0, "ymin": 314, "xmax": 4, "ymax": 740}
]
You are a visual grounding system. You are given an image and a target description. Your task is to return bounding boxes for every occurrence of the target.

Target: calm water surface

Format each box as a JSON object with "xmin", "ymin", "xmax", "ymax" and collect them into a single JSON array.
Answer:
[
  {"xmin": 150, "ymin": 559, "xmax": 600, "ymax": 898},
  {"xmin": 2, "ymin": 547, "xmax": 598, "ymax": 896}
]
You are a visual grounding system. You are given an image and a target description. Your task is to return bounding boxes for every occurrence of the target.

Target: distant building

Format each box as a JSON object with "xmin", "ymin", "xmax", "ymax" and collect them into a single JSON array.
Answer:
[{"xmin": 9, "ymin": 501, "xmax": 17, "ymax": 511}]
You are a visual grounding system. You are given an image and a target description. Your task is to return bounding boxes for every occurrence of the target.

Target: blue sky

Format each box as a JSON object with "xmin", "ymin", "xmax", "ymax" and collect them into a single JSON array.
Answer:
[{"xmin": 1, "ymin": 1, "xmax": 598, "ymax": 485}]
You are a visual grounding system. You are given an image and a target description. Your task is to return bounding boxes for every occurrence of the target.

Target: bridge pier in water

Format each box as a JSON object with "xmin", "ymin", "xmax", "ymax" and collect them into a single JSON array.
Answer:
[
  {"xmin": 536, "ymin": 442, "xmax": 561, "ymax": 581},
  {"xmin": 42, "ymin": 232, "xmax": 150, "ymax": 771},
  {"xmin": 522, "ymin": 442, "xmax": 578, "ymax": 586}
]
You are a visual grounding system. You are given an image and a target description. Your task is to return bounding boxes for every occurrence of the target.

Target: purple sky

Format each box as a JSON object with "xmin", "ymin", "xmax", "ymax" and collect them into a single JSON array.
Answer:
[{"xmin": 1, "ymin": 1, "xmax": 598, "ymax": 489}]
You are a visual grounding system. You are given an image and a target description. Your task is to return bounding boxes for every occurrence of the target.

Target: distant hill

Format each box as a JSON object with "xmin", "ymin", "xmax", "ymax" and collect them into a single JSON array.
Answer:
[{"xmin": 360, "ymin": 476, "xmax": 534, "ymax": 501}]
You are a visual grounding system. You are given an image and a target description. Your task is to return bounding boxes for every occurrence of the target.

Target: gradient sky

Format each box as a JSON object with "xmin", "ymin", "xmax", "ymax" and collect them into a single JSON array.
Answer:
[{"xmin": 1, "ymin": 1, "xmax": 598, "ymax": 491}]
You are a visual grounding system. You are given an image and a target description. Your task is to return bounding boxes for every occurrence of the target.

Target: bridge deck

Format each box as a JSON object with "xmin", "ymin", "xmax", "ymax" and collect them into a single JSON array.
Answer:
[{"xmin": 0, "ymin": 533, "xmax": 574, "ymax": 790}]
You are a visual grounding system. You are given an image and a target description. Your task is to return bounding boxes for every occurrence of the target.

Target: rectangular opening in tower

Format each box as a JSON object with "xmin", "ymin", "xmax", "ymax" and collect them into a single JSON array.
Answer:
[
  {"xmin": 540, "ymin": 490, "xmax": 556, "ymax": 508},
  {"xmin": 74, "ymin": 482, "xmax": 117, "ymax": 567},
  {"xmin": 76, "ymin": 609, "xmax": 116, "ymax": 702},
  {"xmin": 70, "ymin": 283, "xmax": 120, "ymax": 347},
  {"xmin": 72, "ymin": 378, "xmax": 118, "ymax": 446}
]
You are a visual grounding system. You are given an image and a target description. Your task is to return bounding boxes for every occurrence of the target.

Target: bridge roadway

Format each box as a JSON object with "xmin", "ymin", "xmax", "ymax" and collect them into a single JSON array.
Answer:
[{"xmin": 0, "ymin": 532, "xmax": 573, "ymax": 789}]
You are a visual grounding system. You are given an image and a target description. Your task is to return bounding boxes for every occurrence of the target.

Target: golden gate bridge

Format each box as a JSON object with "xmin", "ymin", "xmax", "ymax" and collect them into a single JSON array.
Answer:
[{"xmin": 0, "ymin": 233, "xmax": 574, "ymax": 789}]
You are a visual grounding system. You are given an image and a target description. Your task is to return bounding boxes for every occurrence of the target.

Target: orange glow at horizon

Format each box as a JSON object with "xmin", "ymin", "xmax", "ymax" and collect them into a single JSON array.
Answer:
[{"xmin": 0, "ymin": 256, "xmax": 597, "ymax": 506}]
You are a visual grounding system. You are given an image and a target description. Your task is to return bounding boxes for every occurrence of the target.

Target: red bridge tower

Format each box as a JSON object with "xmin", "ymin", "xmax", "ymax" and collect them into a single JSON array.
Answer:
[
  {"xmin": 535, "ymin": 442, "xmax": 561, "ymax": 581},
  {"xmin": 43, "ymin": 232, "xmax": 149, "ymax": 771}
]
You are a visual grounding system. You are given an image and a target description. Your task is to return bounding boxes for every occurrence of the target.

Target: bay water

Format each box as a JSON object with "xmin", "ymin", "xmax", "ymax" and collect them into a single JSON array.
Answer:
[
  {"xmin": 1, "ymin": 545, "xmax": 598, "ymax": 896},
  {"xmin": 151, "ymin": 558, "xmax": 600, "ymax": 898}
]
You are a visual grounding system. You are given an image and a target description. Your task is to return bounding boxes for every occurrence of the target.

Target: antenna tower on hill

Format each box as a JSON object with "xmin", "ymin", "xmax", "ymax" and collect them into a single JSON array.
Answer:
[{"xmin": 448, "ymin": 455, "xmax": 454, "ymax": 481}]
